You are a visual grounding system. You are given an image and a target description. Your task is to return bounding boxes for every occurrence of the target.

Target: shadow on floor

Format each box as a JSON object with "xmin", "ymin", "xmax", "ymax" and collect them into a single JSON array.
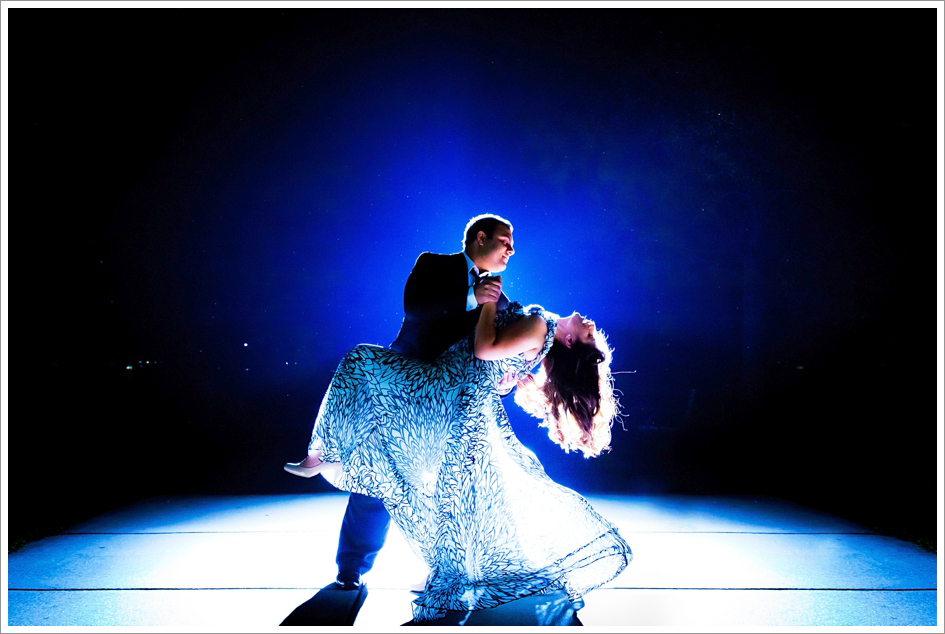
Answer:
[
  {"xmin": 280, "ymin": 583, "xmax": 368, "ymax": 626},
  {"xmin": 402, "ymin": 590, "xmax": 583, "ymax": 626}
]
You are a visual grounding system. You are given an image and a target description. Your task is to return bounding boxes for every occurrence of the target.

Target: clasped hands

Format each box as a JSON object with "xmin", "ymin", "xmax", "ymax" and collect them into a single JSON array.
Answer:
[{"xmin": 474, "ymin": 275, "xmax": 503, "ymax": 305}]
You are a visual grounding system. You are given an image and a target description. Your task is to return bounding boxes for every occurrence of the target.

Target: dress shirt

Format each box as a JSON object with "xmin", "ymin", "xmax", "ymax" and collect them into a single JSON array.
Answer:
[{"xmin": 462, "ymin": 251, "xmax": 493, "ymax": 311}]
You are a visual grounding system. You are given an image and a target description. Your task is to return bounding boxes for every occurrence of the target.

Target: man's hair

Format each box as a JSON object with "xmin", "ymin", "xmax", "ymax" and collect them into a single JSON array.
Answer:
[{"xmin": 463, "ymin": 214, "xmax": 513, "ymax": 249}]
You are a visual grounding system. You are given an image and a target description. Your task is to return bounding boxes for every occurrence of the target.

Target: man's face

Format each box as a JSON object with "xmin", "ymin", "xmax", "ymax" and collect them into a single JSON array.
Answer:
[{"xmin": 477, "ymin": 224, "xmax": 515, "ymax": 273}]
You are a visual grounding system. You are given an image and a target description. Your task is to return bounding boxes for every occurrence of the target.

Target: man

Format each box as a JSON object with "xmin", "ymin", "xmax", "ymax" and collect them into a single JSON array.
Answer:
[{"xmin": 334, "ymin": 213, "xmax": 515, "ymax": 590}]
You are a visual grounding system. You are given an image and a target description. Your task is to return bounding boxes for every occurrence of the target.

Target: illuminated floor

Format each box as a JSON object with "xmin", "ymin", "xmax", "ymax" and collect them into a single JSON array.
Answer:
[{"xmin": 6, "ymin": 493, "xmax": 939, "ymax": 628}]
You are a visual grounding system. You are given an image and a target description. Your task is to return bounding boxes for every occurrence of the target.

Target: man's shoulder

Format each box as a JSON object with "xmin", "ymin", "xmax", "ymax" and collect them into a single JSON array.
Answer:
[
  {"xmin": 414, "ymin": 251, "xmax": 465, "ymax": 267},
  {"xmin": 416, "ymin": 251, "xmax": 464, "ymax": 260}
]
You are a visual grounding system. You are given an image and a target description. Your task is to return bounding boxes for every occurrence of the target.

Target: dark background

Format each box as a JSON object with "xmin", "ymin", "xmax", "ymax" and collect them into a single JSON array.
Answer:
[{"xmin": 7, "ymin": 8, "xmax": 939, "ymax": 551}]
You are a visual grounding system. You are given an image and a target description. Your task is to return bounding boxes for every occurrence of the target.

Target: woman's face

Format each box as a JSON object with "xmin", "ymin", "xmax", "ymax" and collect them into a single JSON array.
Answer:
[{"xmin": 562, "ymin": 312, "xmax": 597, "ymax": 348}]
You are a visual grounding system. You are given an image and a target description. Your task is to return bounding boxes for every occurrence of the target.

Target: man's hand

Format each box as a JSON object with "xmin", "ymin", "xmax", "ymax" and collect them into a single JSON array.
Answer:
[{"xmin": 475, "ymin": 275, "xmax": 503, "ymax": 305}]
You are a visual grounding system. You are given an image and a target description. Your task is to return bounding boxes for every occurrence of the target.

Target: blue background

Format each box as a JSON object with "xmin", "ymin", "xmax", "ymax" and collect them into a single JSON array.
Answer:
[{"xmin": 9, "ymin": 8, "xmax": 938, "ymax": 549}]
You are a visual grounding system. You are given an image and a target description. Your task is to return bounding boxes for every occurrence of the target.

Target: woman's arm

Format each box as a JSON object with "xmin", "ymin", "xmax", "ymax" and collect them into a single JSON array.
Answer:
[{"xmin": 474, "ymin": 303, "xmax": 548, "ymax": 361}]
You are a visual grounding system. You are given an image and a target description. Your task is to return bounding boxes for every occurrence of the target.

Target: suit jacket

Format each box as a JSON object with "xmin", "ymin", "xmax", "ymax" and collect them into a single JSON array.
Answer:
[{"xmin": 390, "ymin": 252, "xmax": 510, "ymax": 363}]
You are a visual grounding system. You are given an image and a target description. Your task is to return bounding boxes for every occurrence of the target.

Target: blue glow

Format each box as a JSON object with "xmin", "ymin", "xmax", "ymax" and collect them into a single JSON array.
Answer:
[
  {"xmin": 92, "ymin": 13, "xmax": 931, "ymax": 500},
  {"xmin": 11, "ymin": 11, "xmax": 931, "ymax": 550}
]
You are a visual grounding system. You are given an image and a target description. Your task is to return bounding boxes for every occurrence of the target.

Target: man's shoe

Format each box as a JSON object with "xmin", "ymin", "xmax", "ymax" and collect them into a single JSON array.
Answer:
[{"xmin": 335, "ymin": 571, "xmax": 363, "ymax": 591}]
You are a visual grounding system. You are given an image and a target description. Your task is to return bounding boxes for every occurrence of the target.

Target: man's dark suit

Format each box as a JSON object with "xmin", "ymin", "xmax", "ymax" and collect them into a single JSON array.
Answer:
[{"xmin": 335, "ymin": 251, "xmax": 510, "ymax": 580}]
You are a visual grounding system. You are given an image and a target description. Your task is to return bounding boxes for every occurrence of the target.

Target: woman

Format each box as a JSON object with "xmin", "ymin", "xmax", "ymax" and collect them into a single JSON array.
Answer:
[{"xmin": 285, "ymin": 299, "xmax": 631, "ymax": 622}]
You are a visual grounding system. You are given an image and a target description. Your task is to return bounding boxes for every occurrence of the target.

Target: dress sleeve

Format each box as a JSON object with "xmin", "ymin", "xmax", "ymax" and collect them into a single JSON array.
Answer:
[
  {"xmin": 523, "ymin": 304, "xmax": 557, "ymax": 370},
  {"xmin": 493, "ymin": 301, "xmax": 524, "ymax": 331}
]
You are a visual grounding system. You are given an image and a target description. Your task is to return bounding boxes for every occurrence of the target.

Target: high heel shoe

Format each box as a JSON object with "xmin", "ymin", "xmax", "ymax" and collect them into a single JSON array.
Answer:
[{"xmin": 284, "ymin": 459, "xmax": 326, "ymax": 478}]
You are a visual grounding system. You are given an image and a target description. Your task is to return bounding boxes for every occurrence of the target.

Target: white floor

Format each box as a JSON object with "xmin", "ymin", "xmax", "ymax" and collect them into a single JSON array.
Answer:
[{"xmin": 5, "ymin": 493, "xmax": 940, "ymax": 629}]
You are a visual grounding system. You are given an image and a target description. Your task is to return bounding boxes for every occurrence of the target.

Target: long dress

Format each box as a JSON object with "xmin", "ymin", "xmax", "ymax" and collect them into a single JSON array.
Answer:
[{"xmin": 310, "ymin": 302, "xmax": 631, "ymax": 622}]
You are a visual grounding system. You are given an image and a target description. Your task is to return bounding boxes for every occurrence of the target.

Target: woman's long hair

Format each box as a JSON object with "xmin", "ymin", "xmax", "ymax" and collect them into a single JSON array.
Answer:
[{"xmin": 514, "ymin": 322, "xmax": 619, "ymax": 458}]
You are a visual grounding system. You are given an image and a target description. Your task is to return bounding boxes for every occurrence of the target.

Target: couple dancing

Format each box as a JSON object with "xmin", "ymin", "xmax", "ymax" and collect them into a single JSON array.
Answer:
[{"xmin": 285, "ymin": 214, "xmax": 631, "ymax": 624}]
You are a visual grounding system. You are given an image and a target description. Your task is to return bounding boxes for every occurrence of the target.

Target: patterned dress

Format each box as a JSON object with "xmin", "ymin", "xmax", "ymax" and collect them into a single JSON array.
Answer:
[{"xmin": 310, "ymin": 302, "xmax": 631, "ymax": 621}]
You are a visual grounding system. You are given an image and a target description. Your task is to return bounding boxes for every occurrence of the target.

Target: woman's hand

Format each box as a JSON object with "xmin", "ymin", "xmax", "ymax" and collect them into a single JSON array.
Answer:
[
  {"xmin": 516, "ymin": 373, "xmax": 536, "ymax": 390},
  {"xmin": 497, "ymin": 369, "xmax": 519, "ymax": 394}
]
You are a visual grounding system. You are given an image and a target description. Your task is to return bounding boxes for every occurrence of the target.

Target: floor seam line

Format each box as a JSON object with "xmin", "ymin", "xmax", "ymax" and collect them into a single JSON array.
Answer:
[
  {"xmin": 54, "ymin": 530, "xmax": 878, "ymax": 536},
  {"xmin": 8, "ymin": 587, "xmax": 938, "ymax": 592}
]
